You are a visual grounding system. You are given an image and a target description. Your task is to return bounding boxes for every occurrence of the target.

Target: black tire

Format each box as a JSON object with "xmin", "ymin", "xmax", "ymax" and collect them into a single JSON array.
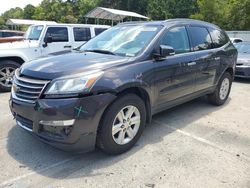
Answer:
[
  {"xmin": 208, "ymin": 72, "xmax": 232, "ymax": 106},
  {"xmin": 0, "ymin": 60, "xmax": 20, "ymax": 92},
  {"xmin": 97, "ymin": 94, "xmax": 146, "ymax": 155}
]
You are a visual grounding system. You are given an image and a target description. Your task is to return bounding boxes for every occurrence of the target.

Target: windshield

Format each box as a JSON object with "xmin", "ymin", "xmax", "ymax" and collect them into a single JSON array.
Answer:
[
  {"xmin": 234, "ymin": 43, "xmax": 250, "ymax": 54},
  {"xmin": 80, "ymin": 25, "xmax": 161, "ymax": 57},
  {"xmin": 25, "ymin": 25, "xmax": 44, "ymax": 40}
]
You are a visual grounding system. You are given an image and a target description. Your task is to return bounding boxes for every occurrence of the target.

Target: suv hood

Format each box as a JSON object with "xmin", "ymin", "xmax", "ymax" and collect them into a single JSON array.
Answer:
[
  {"xmin": 0, "ymin": 40, "xmax": 39, "ymax": 50},
  {"xmin": 20, "ymin": 52, "xmax": 131, "ymax": 80}
]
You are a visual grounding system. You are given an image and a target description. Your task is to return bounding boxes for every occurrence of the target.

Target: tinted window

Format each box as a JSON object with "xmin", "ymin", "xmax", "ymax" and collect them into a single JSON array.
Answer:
[
  {"xmin": 73, "ymin": 27, "xmax": 91, "ymax": 41},
  {"xmin": 208, "ymin": 28, "xmax": 229, "ymax": 48},
  {"xmin": 2, "ymin": 32, "xmax": 15, "ymax": 37},
  {"xmin": 94, "ymin": 28, "xmax": 107, "ymax": 36},
  {"xmin": 45, "ymin": 27, "xmax": 68, "ymax": 42},
  {"xmin": 188, "ymin": 27, "xmax": 213, "ymax": 51},
  {"xmin": 161, "ymin": 26, "xmax": 190, "ymax": 54}
]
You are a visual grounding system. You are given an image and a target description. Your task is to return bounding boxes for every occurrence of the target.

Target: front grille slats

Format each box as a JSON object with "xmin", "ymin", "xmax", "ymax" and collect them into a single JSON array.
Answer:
[
  {"xmin": 12, "ymin": 70, "xmax": 49, "ymax": 103},
  {"xmin": 14, "ymin": 77, "xmax": 45, "ymax": 89}
]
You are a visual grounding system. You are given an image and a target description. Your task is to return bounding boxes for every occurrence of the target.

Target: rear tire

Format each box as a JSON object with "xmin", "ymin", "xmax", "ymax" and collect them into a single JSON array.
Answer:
[
  {"xmin": 97, "ymin": 94, "xmax": 146, "ymax": 155},
  {"xmin": 0, "ymin": 60, "xmax": 20, "ymax": 92},
  {"xmin": 208, "ymin": 72, "xmax": 232, "ymax": 106}
]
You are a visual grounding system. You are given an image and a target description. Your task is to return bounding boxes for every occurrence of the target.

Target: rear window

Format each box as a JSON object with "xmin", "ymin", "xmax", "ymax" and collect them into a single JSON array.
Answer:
[
  {"xmin": 208, "ymin": 28, "xmax": 229, "ymax": 48},
  {"xmin": 188, "ymin": 27, "xmax": 213, "ymax": 51},
  {"xmin": 94, "ymin": 28, "xmax": 107, "ymax": 36},
  {"xmin": 73, "ymin": 27, "xmax": 91, "ymax": 42}
]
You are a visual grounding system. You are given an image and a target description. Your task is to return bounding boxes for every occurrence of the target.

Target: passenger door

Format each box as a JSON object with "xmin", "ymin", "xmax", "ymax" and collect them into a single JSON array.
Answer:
[
  {"xmin": 187, "ymin": 26, "xmax": 219, "ymax": 91},
  {"xmin": 42, "ymin": 26, "xmax": 72, "ymax": 55},
  {"xmin": 154, "ymin": 26, "xmax": 196, "ymax": 108}
]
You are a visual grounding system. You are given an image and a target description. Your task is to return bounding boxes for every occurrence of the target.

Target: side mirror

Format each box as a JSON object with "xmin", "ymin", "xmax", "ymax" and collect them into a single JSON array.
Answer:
[
  {"xmin": 153, "ymin": 45, "xmax": 175, "ymax": 60},
  {"xmin": 43, "ymin": 36, "xmax": 53, "ymax": 48}
]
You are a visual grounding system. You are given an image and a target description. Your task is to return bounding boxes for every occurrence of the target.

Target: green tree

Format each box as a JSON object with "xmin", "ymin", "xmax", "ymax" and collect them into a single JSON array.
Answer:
[
  {"xmin": 23, "ymin": 4, "xmax": 36, "ymax": 19},
  {"xmin": 226, "ymin": 0, "xmax": 250, "ymax": 30}
]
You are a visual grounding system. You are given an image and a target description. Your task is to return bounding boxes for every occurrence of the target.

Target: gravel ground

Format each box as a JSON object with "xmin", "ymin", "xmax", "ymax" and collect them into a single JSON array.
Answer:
[{"xmin": 0, "ymin": 79, "xmax": 249, "ymax": 188}]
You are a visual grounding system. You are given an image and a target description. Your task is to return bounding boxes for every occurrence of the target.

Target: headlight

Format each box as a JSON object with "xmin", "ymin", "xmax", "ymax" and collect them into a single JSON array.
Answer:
[{"xmin": 45, "ymin": 71, "xmax": 103, "ymax": 95}]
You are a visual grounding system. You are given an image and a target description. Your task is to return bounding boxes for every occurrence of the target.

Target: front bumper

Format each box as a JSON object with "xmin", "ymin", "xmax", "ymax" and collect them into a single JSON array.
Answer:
[
  {"xmin": 9, "ymin": 93, "xmax": 116, "ymax": 153},
  {"xmin": 235, "ymin": 66, "xmax": 250, "ymax": 78}
]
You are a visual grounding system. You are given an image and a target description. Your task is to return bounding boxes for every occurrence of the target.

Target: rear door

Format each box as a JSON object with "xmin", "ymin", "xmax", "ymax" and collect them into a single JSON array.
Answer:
[
  {"xmin": 42, "ymin": 26, "xmax": 72, "ymax": 55},
  {"xmin": 154, "ymin": 26, "xmax": 196, "ymax": 108},
  {"xmin": 187, "ymin": 26, "xmax": 219, "ymax": 91}
]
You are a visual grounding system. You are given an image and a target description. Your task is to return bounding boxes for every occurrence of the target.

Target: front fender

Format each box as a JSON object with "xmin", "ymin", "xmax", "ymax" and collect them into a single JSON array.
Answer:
[{"xmin": 0, "ymin": 50, "xmax": 29, "ymax": 62}]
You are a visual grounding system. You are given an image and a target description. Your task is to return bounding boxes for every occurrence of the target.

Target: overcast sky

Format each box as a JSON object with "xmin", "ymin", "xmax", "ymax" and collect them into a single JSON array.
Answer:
[{"xmin": 0, "ymin": 0, "xmax": 43, "ymax": 14}]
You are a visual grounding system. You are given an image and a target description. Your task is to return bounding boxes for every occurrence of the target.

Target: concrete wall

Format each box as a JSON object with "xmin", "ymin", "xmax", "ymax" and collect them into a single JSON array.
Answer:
[{"xmin": 226, "ymin": 31, "xmax": 250, "ymax": 42}]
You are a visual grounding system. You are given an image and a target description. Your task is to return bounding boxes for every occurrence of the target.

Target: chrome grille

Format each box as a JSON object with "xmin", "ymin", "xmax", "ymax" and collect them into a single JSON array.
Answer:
[{"xmin": 12, "ymin": 70, "xmax": 49, "ymax": 103}]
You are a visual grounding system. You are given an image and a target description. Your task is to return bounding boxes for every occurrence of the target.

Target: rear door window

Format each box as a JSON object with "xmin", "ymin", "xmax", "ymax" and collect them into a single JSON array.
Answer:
[
  {"xmin": 161, "ymin": 26, "xmax": 190, "ymax": 54},
  {"xmin": 188, "ymin": 26, "xmax": 213, "ymax": 51},
  {"xmin": 94, "ymin": 28, "xmax": 107, "ymax": 36},
  {"xmin": 45, "ymin": 27, "xmax": 68, "ymax": 42},
  {"xmin": 73, "ymin": 27, "xmax": 91, "ymax": 41},
  {"xmin": 208, "ymin": 28, "xmax": 229, "ymax": 48}
]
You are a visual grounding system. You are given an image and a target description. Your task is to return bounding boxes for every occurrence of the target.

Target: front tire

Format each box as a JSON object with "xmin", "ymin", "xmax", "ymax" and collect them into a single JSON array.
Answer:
[
  {"xmin": 97, "ymin": 94, "xmax": 146, "ymax": 155},
  {"xmin": 0, "ymin": 60, "xmax": 20, "ymax": 92},
  {"xmin": 208, "ymin": 72, "xmax": 232, "ymax": 106}
]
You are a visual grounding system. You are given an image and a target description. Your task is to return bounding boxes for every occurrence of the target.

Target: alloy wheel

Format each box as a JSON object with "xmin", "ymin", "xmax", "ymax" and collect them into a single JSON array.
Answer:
[
  {"xmin": 112, "ymin": 105, "xmax": 141, "ymax": 145},
  {"xmin": 219, "ymin": 77, "xmax": 230, "ymax": 100},
  {"xmin": 0, "ymin": 67, "xmax": 15, "ymax": 87}
]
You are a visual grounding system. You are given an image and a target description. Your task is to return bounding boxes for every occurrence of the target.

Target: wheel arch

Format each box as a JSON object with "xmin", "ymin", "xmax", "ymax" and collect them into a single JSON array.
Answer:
[
  {"xmin": 0, "ymin": 56, "xmax": 25, "ymax": 65},
  {"xmin": 116, "ymin": 87, "xmax": 152, "ymax": 124},
  {"xmin": 98, "ymin": 85, "xmax": 152, "ymax": 135}
]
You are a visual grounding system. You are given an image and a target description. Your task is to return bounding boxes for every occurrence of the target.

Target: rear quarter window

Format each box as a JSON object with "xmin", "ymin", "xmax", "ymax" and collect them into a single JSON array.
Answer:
[
  {"xmin": 208, "ymin": 28, "xmax": 229, "ymax": 48},
  {"xmin": 73, "ymin": 27, "xmax": 91, "ymax": 42},
  {"xmin": 188, "ymin": 26, "xmax": 213, "ymax": 51}
]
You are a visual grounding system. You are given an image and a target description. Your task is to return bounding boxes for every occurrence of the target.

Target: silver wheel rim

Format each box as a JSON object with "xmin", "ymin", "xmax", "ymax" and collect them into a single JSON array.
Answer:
[
  {"xmin": 0, "ymin": 67, "xmax": 15, "ymax": 87},
  {"xmin": 219, "ymin": 78, "xmax": 230, "ymax": 100},
  {"xmin": 112, "ymin": 105, "xmax": 141, "ymax": 145}
]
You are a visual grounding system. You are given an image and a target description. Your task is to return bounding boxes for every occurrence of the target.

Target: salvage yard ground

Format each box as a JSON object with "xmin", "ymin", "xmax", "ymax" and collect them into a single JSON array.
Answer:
[{"xmin": 0, "ymin": 79, "xmax": 250, "ymax": 188}]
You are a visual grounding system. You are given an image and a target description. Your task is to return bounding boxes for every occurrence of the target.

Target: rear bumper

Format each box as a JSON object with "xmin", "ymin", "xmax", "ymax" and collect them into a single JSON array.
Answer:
[
  {"xmin": 9, "ymin": 93, "xmax": 116, "ymax": 153},
  {"xmin": 235, "ymin": 66, "xmax": 250, "ymax": 78}
]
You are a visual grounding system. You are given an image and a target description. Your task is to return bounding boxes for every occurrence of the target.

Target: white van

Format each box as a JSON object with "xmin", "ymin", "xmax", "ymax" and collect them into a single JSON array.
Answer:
[{"xmin": 0, "ymin": 23, "xmax": 110, "ymax": 91}]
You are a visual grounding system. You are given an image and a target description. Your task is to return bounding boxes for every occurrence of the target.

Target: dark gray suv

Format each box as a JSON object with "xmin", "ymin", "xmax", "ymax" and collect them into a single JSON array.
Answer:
[{"xmin": 9, "ymin": 19, "xmax": 237, "ymax": 154}]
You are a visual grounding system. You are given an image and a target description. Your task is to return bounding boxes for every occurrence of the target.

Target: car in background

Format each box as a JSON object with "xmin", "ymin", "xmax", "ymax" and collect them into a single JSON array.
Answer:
[
  {"xmin": 0, "ymin": 30, "xmax": 24, "ymax": 38},
  {"xmin": 0, "ymin": 23, "xmax": 110, "ymax": 92},
  {"xmin": 234, "ymin": 42, "xmax": 250, "ymax": 78},
  {"xmin": 230, "ymin": 37, "xmax": 243, "ymax": 44},
  {"xmin": 9, "ymin": 19, "xmax": 237, "ymax": 154},
  {"xmin": 0, "ymin": 30, "xmax": 24, "ymax": 43}
]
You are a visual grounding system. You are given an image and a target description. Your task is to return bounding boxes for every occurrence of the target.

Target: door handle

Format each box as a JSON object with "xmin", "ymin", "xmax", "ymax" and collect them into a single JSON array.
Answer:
[
  {"xmin": 64, "ymin": 45, "xmax": 72, "ymax": 48},
  {"xmin": 187, "ymin": 62, "xmax": 196, "ymax": 66}
]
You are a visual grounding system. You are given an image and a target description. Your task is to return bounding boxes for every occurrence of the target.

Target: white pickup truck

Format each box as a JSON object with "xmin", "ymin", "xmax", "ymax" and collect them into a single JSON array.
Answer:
[{"xmin": 0, "ymin": 23, "xmax": 110, "ymax": 91}]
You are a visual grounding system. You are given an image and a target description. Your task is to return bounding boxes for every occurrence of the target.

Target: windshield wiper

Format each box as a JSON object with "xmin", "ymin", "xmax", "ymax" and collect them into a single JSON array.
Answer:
[{"xmin": 83, "ymin": 49, "xmax": 116, "ymax": 55}]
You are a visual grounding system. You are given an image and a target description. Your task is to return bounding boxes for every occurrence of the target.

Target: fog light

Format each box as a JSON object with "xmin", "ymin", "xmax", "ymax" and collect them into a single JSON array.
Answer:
[{"xmin": 39, "ymin": 119, "xmax": 75, "ymax": 126}]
